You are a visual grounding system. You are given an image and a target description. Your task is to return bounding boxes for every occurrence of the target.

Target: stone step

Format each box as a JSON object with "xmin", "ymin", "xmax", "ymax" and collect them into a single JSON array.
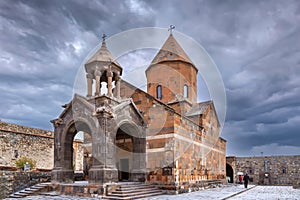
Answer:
[
  {"xmin": 9, "ymin": 193, "xmax": 27, "ymax": 198},
  {"xmin": 104, "ymin": 191, "xmax": 164, "ymax": 200},
  {"xmin": 113, "ymin": 188, "xmax": 160, "ymax": 195},
  {"xmin": 118, "ymin": 185, "xmax": 156, "ymax": 190},
  {"xmin": 14, "ymin": 192, "xmax": 28, "ymax": 196},
  {"xmin": 105, "ymin": 183, "xmax": 164, "ymax": 200},
  {"xmin": 31, "ymin": 185, "xmax": 45, "ymax": 189},
  {"xmin": 18, "ymin": 190, "xmax": 35, "ymax": 194},
  {"xmin": 8, "ymin": 182, "xmax": 49, "ymax": 198},
  {"xmin": 110, "ymin": 189, "xmax": 162, "ymax": 197},
  {"xmin": 8, "ymin": 194, "xmax": 25, "ymax": 198},
  {"xmin": 25, "ymin": 188, "xmax": 40, "ymax": 192},
  {"xmin": 39, "ymin": 182, "xmax": 51, "ymax": 184}
]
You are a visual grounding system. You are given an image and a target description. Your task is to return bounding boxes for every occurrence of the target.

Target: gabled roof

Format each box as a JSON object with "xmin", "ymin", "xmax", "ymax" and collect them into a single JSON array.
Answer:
[
  {"xmin": 85, "ymin": 40, "xmax": 121, "ymax": 67},
  {"xmin": 185, "ymin": 100, "xmax": 212, "ymax": 116},
  {"xmin": 113, "ymin": 98, "xmax": 146, "ymax": 126},
  {"xmin": 58, "ymin": 94, "xmax": 94, "ymax": 119},
  {"xmin": 148, "ymin": 34, "xmax": 195, "ymax": 67},
  {"xmin": 185, "ymin": 100, "xmax": 220, "ymax": 127}
]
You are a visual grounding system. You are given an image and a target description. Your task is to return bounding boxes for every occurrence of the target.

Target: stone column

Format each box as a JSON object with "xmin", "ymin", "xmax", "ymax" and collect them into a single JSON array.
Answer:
[
  {"xmin": 94, "ymin": 70, "xmax": 101, "ymax": 96},
  {"xmin": 107, "ymin": 70, "xmax": 113, "ymax": 96},
  {"xmin": 86, "ymin": 73, "xmax": 93, "ymax": 97},
  {"xmin": 88, "ymin": 112, "xmax": 118, "ymax": 184},
  {"xmin": 115, "ymin": 72, "xmax": 121, "ymax": 99}
]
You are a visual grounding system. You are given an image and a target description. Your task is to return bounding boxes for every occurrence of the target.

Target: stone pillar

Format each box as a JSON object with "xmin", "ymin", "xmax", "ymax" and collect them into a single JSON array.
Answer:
[
  {"xmin": 51, "ymin": 132, "xmax": 74, "ymax": 183},
  {"xmin": 88, "ymin": 112, "xmax": 118, "ymax": 184},
  {"xmin": 86, "ymin": 73, "xmax": 93, "ymax": 97},
  {"xmin": 115, "ymin": 73, "xmax": 121, "ymax": 99},
  {"xmin": 107, "ymin": 70, "xmax": 113, "ymax": 96},
  {"xmin": 94, "ymin": 70, "xmax": 101, "ymax": 96}
]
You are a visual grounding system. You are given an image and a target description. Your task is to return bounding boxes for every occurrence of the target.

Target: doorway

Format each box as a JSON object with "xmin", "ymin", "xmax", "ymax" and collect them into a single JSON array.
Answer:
[
  {"xmin": 226, "ymin": 163, "xmax": 234, "ymax": 183},
  {"xmin": 120, "ymin": 158, "xmax": 130, "ymax": 181}
]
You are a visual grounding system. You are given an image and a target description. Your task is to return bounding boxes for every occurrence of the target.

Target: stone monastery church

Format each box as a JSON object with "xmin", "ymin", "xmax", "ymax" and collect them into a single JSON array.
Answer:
[{"xmin": 51, "ymin": 31, "xmax": 227, "ymax": 193}]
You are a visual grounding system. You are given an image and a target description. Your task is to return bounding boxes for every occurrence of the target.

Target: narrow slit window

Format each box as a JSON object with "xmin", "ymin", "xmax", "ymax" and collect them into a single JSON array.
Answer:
[
  {"xmin": 157, "ymin": 85, "xmax": 162, "ymax": 100},
  {"xmin": 184, "ymin": 84, "xmax": 188, "ymax": 98}
]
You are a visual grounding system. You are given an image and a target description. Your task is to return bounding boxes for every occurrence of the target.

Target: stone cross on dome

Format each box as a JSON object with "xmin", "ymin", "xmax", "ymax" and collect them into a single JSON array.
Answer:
[{"xmin": 168, "ymin": 25, "xmax": 175, "ymax": 35}]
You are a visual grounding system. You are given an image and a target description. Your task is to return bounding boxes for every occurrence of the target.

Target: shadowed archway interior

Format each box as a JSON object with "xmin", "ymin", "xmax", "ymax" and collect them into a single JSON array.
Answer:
[{"xmin": 116, "ymin": 123, "xmax": 141, "ymax": 181}]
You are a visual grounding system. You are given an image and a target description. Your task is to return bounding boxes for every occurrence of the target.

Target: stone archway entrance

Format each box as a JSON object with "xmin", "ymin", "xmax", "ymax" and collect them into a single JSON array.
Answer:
[
  {"xmin": 115, "ymin": 123, "xmax": 145, "ymax": 182},
  {"xmin": 226, "ymin": 163, "xmax": 234, "ymax": 183},
  {"xmin": 52, "ymin": 120, "xmax": 93, "ymax": 183},
  {"xmin": 116, "ymin": 127, "xmax": 133, "ymax": 181}
]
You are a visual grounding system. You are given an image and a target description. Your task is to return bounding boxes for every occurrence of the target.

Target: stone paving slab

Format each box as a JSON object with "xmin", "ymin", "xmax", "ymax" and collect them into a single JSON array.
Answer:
[
  {"xmin": 229, "ymin": 186, "xmax": 300, "ymax": 200},
  {"xmin": 144, "ymin": 184, "xmax": 255, "ymax": 200},
  {"xmin": 5, "ymin": 184, "xmax": 300, "ymax": 200}
]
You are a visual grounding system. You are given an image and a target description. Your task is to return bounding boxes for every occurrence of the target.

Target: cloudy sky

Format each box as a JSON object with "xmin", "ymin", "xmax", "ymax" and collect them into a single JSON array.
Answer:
[{"xmin": 0, "ymin": 0, "xmax": 299, "ymax": 156}]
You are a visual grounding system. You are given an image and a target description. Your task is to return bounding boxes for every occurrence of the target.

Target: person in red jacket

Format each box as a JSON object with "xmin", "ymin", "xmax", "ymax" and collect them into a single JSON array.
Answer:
[{"xmin": 239, "ymin": 175, "xmax": 243, "ymax": 184}]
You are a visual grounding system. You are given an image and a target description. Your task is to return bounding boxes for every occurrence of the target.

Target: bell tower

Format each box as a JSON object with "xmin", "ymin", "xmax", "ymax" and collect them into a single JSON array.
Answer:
[
  {"xmin": 85, "ymin": 34, "xmax": 122, "ymax": 98},
  {"xmin": 146, "ymin": 26, "xmax": 198, "ymax": 113}
]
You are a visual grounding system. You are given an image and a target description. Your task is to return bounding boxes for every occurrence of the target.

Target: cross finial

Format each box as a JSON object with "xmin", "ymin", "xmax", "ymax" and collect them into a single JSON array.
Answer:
[
  {"xmin": 102, "ymin": 33, "xmax": 107, "ymax": 42},
  {"xmin": 168, "ymin": 25, "xmax": 175, "ymax": 35}
]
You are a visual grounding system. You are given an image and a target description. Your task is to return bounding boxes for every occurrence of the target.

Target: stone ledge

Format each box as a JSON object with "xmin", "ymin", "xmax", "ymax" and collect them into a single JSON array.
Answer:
[{"xmin": 0, "ymin": 121, "xmax": 54, "ymax": 138}]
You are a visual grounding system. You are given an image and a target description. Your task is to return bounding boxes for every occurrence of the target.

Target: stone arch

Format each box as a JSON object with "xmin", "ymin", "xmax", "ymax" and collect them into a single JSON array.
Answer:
[
  {"xmin": 115, "ymin": 120, "xmax": 143, "ymax": 139},
  {"xmin": 226, "ymin": 163, "xmax": 234, "ymax": 183},
  {"xmin": 52, "ymin": 118, "xmax": 95, "ymax": 183},
  {"xmin": 115, "ymin": 121, "xmax": 146, "ymax": 182}
]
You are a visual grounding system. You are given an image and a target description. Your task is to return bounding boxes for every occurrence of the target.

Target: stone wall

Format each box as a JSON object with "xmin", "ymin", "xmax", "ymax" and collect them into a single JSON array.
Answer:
[
  {"xmin": 0, "ymin": 121, "xmax": 84, "ymax": 171},
  {"xmin": 0, "ymin": 171, "xmax": 51, "ymax": 199},
  {"xmin": 0, "ymin": 122, "xmax": 54, "ymax": 169},
  {"xmin": 228, "ymin": 156, "xmax": 300, "ymax": 185}
]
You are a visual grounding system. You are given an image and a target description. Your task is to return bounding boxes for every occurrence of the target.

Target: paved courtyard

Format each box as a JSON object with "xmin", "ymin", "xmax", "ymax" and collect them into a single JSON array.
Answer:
[{"xmin": 5, "ymin": 184, "xmax": 300, "ymax": 200}]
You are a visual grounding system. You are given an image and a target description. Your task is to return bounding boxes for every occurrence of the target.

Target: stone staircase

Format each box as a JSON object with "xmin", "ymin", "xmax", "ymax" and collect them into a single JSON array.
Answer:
[
  {"xmin": 8, "ymin": 182, "xmax": 51, "ymax": 198},
  {"xmin": 104, "ymin": 182, "xmax": 165, "ymax": 200}
]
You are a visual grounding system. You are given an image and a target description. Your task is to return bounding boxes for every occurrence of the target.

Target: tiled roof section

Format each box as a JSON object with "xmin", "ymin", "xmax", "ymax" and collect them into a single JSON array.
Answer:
[
  {"xmin": 85, "ymin": 41, "xmax": 121, "ymax": 66},
  {"xmin": 185, "ymin": 101, "xmax": 212, "ymax": 116},
  {"xmin": 150, "ymin": 34, "xmax": 194, "ymax": 66}
]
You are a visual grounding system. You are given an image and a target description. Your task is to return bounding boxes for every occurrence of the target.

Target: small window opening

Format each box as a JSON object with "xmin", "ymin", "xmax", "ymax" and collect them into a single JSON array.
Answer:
[
  {"xmin": 157, "ymin": 85, "xmax": 162, "ymax": 100},
  {"xmin": 184, "ymin": 84, "xmax": 188, "ymax": 98}
]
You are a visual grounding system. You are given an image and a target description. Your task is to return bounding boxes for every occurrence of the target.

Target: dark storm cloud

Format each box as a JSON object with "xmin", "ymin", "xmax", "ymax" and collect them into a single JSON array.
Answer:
[
  {"xmin": 0, "ymin": 0, "xmax": 299, "ymax": 155},
  {"xmin": 0, "ymin": 0, "xmax": 156, "ymax": 129},
  {"xmin": 142, "ymin": 0, "xmax": 300, "ymax": 156}
]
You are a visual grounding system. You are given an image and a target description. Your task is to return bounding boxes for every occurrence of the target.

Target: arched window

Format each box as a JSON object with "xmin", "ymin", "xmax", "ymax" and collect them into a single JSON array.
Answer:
[
  {"xmin": 156, "ymin": 85, "xmax": 162, "ymax": 100},
  {"xmin": 184, "ymin": 84, "xmax": 188, "ymax": 98}
]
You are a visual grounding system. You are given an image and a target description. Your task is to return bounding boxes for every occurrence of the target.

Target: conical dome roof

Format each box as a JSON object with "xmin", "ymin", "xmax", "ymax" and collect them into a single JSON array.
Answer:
[
  {"xmin": 85, "ymin": 40, "xmax": 121, "ymax": 67},
  {"xmin": 150, "ymin": 34, "xmax": 195, "ymax": 67}
]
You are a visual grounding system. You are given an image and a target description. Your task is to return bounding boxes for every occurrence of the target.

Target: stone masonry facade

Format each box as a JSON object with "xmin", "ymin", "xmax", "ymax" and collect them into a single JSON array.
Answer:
[
  {"xmin": 116, "ymin": 33, "xmax": 227, "ymax": 192},
  {"xmin": 120, "ymin": 81, "xmax": 226, "ymax": 190},
  {"xmin": 226, "ymin": 156, "xmax": 300, "ymax": 186},
  {"xmin": 0, "ymin": 121, "xmax": 84, "ymax": 171}
]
